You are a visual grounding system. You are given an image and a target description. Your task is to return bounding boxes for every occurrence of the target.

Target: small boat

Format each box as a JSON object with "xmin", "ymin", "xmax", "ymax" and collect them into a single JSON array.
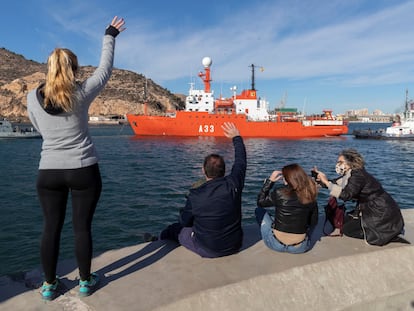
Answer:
[
  {"xmin": 89, "ymin": 115, "xmax": 127, "ymax": 125},
  {"xmin": 0, "ymin": 119, "xmax": 41, "ymax": 139},
  {"xmin": 352, "ymin": 129, "xmax": 414, "ymax": 140},
  {"xmin": 127, "ymin": 57, "xmax": 348, "ymax": 138},
  {"xmin": 354, "ymin": 90, "xmax": 414, "ymax": 140}
]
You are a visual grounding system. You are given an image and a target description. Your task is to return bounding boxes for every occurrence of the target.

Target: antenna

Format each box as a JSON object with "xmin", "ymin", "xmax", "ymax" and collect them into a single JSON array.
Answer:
[
  {"xmin": 406, "ymin": 89, "xmax": 409, "ymax": 112},
  {"xmin": 249, "ymin": 64, "xmax": 264, "ymax": 91},
  {"xmin": 278, "ymin": 91, "xmax": 287, "ymax": 108},
  {"xmin": 302, "ymin": 97, "xmax": 307, "ymax": 116}
]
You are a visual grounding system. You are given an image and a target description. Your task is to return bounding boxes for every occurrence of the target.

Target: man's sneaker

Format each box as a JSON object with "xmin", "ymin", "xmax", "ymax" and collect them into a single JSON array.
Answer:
[
  {"xmin": 143, "ymin": 232, "xmax": 158, "ymax": 242},
  {"xmin": 41, "ymin": 279, "xmax": 59, "ymax": 301},
  {"xmin": 79, "ymin": 272, "xmax": 100, "ymax": 297}
]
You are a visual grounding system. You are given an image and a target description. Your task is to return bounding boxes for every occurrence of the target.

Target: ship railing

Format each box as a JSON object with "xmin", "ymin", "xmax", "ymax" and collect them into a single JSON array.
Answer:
[{"xmin": 214, "ymin": 108, "xmax": 236, "ymax": 114}]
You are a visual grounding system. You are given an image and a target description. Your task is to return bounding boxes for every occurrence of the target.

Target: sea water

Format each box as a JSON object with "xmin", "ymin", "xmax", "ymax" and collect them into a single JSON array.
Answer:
[{"xmin": 0, "ymin": 122, "xmax": 412, "ymax": 276}]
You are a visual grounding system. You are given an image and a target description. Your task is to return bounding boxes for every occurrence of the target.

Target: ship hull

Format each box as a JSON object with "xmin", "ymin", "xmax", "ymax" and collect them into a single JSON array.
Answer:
[{"xmin": 127, "ymin": 111, "xmax": 348, "ymax": 138}]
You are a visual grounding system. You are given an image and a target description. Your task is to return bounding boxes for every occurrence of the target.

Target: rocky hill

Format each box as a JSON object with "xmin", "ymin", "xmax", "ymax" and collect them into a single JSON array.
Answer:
[{"xmin": 0, "ymin": 48, "xmax": 185, "ymax": 121}]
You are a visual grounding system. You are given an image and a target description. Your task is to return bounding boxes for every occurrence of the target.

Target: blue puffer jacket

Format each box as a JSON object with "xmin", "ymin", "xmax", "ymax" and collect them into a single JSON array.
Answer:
[{"xmin": 179, "ymin": 136, "xmax": 246, "ymax": 256}]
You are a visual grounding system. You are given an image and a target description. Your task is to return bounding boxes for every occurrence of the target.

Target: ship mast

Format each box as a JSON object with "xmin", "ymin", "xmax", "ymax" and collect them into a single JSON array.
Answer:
[
  {"xmin": 405, "ymin": 89, "xmax": 409, "ymax": 118},
  {"xmin": 142, "ymin": 78, "xmax": 148, "ymax": 115},
  {"xmin": 144, "ymin": 78, "xmax": 148, "ymax": 101},
  {"xmin": 249, "ymin": 64, "xmax": 263, "ymax": 91},
  {"xmin": 250, "ymin": 64, "xmax": 256, "ymax": 91},
  {"xmin": 198, "ymin": 57, "xmax": 212, "ymax": 93}
]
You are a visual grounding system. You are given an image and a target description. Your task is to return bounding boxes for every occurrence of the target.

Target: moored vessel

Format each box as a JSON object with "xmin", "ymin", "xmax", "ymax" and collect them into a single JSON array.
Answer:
[
  {"xmin": 354, "ymin": 90, "xmax": 414, "ymax": 140},
  {"xmin": 127, "ymin": 57, "xmax": 348, "ymax": 138},
  {"xmin": 0, "ymin": 119, "xmax": 41, "ymax": 139},
  {"xmin": 89, "ymin": 115, "xmax": 127, "ymax": 125}
]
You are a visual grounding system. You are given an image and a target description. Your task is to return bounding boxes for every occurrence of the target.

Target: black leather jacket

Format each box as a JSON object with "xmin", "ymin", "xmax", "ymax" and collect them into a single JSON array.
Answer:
[{"xmin": 257, "ymin": 179, "xmax": 318, "ymax": 234}]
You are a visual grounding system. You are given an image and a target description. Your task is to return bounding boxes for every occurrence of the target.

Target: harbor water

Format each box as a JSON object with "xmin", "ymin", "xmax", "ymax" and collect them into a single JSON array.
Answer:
[{"xmin": 0, "ymin": 122, "xmax": 413, "ymax": 276}]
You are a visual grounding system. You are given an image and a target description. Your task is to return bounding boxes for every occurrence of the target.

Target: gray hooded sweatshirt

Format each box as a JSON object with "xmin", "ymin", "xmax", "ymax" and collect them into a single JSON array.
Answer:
[{"xmin": 27, "ymin": 35, "xmax": 115, "ymax": 169}]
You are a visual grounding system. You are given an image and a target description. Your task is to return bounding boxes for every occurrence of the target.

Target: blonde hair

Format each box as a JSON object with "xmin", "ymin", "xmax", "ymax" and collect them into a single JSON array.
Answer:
[
  {"xmin": 43, "ymin": 48, "xmax": 78, "ymax": 112},
  {"xmin": 282, "ymin": 163, "xmax": 318, "ymax": 204}
]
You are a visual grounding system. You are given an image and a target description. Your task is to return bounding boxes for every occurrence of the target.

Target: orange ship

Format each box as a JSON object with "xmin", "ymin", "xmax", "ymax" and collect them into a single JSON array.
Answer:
[{"xmin": 127, "ymin": 57, "xmax": 348, "ymax": 138}]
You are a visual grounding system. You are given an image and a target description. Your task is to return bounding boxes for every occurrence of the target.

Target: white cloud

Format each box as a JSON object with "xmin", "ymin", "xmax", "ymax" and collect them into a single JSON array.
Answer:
[
  {"xmin": 24, "ymin": 0, "xmax": 414, "ymax": 113},
  {"xmin": 114, "ymin": 0, "xmax": 414, "ymax": 90}
]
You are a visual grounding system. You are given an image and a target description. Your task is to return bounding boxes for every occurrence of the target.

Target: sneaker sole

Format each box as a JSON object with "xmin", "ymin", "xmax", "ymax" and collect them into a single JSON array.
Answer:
[
  {"xmin": 42, "ymin": 294, "xmax": 57, "ymax": 301},
  {"xmin": 79, "ymin": 291, "xmax": 93, "ymax": 297},
  {"xmin": 79, "ymin": 273, "xmax": 99, "ymax": 297}
]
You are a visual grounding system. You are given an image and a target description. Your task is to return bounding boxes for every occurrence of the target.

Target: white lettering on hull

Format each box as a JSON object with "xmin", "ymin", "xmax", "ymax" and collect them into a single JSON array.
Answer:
[{"xmin": 198, "ymin": 125, "xmax": 215, "ymax": 133}]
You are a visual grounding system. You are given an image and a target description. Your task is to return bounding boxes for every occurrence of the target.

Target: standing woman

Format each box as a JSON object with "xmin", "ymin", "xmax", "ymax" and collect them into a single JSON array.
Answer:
[
  {"xmin": 27, "ymin": 16, "xmax": 126, "ymax": 300},
  {"xmin": 256, "ymin": 164, "xmax": 319, "ymax": 254},
  {"xmin": 314, "ymin": 149, "xmax": 405, "ymax": 246}
]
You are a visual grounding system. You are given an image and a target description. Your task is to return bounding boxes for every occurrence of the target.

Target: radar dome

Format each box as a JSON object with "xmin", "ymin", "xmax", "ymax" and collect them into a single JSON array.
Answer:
[{"xmin": 202, "ymin": 57, "xmax": 212, "ymax": 68}]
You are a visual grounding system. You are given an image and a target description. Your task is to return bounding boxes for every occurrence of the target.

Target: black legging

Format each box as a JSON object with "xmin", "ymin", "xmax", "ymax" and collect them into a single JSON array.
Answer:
[{"xmin": 37, "ymin": 163, "xmax": 102, "ymax": 283}]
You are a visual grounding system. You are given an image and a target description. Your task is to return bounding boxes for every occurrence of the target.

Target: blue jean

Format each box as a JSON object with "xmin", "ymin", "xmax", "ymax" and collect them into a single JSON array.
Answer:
[{"xmin": 255, "ymin": 207, "xmax": 310, "ymax": 254}]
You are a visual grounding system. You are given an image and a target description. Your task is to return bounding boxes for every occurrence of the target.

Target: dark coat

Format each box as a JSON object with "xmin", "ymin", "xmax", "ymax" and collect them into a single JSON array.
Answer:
[
  {"xmin": 179, "ymin": 136, "xmax": 246, "ymax": 256},
  {"xmin": 339, "ymin": 168, "xmax": 404, "ymax": 245}
]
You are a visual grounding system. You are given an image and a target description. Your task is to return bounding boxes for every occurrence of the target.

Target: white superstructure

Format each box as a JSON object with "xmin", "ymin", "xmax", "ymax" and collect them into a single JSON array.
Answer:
[{"xmin": 185, "ymin": 57, "xmax": 271, "ymax": 121}]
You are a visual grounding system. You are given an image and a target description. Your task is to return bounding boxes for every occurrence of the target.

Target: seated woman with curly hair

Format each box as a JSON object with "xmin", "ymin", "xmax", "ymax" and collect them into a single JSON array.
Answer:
[{"xmin": 313, "ymin": 149, "xmax": 405, "ymax": 246}]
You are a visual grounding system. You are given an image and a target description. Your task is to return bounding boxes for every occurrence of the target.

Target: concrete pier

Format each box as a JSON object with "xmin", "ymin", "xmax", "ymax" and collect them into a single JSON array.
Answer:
[{"xmin": 1, "ymin": 209, "xmax": 413, "ymax": 311}]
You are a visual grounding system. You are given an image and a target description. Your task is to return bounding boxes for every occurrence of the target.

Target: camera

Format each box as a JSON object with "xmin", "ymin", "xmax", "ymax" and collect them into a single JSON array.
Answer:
[{"xmin": 310, "ymin": 170, "xmax": 327, "ymax": 188}]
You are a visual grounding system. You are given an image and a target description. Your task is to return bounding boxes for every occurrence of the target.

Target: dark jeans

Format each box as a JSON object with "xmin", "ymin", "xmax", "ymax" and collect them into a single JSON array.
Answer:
[
  {"xmin": 37, "ymin": 164, "xmax": 102, "ymax": 283},
  {"xmin": 160, "ymin": 222, "xmax": 183, "ymax": 242},
  {"xmin": 160, "ymin": 223, "xmax": 219, "ymax": 258}
]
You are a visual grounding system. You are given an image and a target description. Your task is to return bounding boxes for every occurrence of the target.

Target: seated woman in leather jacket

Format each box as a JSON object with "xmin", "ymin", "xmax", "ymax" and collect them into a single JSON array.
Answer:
[{"xmin": 256, "ymin": 163, "xmax": 319, "ymax": 254}]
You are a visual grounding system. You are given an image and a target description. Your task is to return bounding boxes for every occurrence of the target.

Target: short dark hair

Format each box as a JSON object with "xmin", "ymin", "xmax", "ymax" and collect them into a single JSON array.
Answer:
[{"xmin": 203, "ymin": 154, "xmax": 225, "ymax": 178}]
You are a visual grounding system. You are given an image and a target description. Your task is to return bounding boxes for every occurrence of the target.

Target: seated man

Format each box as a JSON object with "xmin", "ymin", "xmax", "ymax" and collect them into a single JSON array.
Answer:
[{"xmin": 159, "ymin": 122, "xmax": 246, "ymax": 257}]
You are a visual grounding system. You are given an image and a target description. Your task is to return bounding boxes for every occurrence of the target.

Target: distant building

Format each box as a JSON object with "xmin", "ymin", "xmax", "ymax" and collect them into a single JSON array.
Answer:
[
  {"xmin": 372, "ymin": 109, "xmax": 384, "ymax": 115},
  {"xmin": 345, "ymin": 108, "xmax": 392, "ymax": 122},
  {"xmin": 345, "ymin": 108, "xmax": 369, "ymax": 117}
]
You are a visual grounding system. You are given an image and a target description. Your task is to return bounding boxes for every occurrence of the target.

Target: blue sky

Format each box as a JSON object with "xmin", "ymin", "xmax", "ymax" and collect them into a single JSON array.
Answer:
[{"xmin": 3, "ymin": 0, "xmax": 414, "ymax": 114}]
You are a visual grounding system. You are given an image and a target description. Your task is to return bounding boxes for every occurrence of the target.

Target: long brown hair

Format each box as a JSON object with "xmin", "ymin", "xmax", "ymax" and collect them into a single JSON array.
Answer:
[
  {"xmin": 282, "ymin": 163, "xmax": 318, "ymax": 204},
  {"xmin": 43, "ymin": 48, "xmax": 79, "ymax": 112}
]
